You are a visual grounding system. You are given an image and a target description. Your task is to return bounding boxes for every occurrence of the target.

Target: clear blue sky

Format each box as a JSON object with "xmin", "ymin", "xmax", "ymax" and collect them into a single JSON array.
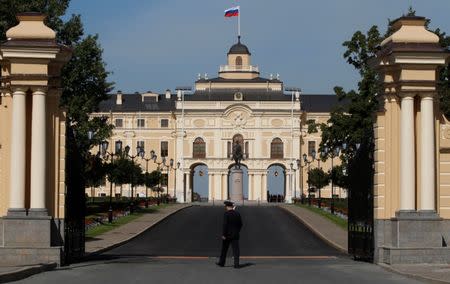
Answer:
[{"xmin": 66, "ymin": 0, "xmax": 450, "ymax": 94}]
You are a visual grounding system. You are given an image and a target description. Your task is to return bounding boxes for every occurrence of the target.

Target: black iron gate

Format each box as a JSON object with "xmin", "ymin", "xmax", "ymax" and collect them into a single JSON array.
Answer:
[
  {"xmin": 347, "ymin": 140, "xmax": 374, "ymax": 261},
  {"xmin": 64, "ymin": 128, "xmax": 86, "ymax": 264}
]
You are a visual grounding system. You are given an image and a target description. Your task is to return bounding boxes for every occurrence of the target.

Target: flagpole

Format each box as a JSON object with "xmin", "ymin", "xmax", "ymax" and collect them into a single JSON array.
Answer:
[{"xmin": 238, "ymin": 7, "xmax": 241, "ymax": 37}]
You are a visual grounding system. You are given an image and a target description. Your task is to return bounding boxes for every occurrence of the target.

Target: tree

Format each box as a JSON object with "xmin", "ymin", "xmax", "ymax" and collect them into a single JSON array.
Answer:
[
  {"xmin": 148, "ymin": 170, "xmax": 164, "ymax": 205},
  {"xmin": 329, "ymin": 164, "xmax": 349, "ymax": 190},
  {"xmin": 144, "ymin": 170, "xmax": 161, "ymax": 189},
  {"xmin": 307, "ymin": 168, "xmax": 330, "ymax": 206},
  {"xmin": 85, "ymin": 153, "xmax": 107, "ymax": 201},
  {"xmin": 107, "ymin": 156, "xmax": 143, "ymax": 187}
]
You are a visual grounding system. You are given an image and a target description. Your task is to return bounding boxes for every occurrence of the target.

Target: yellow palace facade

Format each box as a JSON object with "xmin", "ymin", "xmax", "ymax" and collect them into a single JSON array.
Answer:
[{"xmin": 90, "ymin": 37, "xmax": 344, "ymax": 203}]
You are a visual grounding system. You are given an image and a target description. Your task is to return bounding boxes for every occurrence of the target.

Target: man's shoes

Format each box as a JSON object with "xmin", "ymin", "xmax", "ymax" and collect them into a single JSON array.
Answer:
[
  {"xmin": 215, "ymin": 262, "xmax": 224, "ymax": 267},
  {"xmin": 234, "ymin": 264, "xmax": 241, "ymax": 269}
]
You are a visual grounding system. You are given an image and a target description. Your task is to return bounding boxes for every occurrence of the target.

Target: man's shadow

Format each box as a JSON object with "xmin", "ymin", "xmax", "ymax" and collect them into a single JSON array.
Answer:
[{"xmin": 235, "ymin": 263, "xmax": 254, "ymax": 269}]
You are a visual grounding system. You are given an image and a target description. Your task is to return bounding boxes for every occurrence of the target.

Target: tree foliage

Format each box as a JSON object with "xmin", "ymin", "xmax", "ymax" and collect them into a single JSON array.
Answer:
[
  {"xmin": 329, "ymin": 164, "xmax": 349, "ymax": 189},
  {"xmin": 307, "ymin": 168, "xmax": 330, "ymax": 191},
  {"xmin": 107, "ymin": 156, "xmax": 144, "ymax": 187},
  {"xmin": 144, "ymin": 170, "xmax": 162, "ymax": 189},
  {"xmin": 85, "ymin": 153, "xmax": 107, "ymax": 188}
]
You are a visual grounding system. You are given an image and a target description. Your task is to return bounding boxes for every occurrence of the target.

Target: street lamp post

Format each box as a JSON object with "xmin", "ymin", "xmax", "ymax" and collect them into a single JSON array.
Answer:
[
  {"xmin": 100, "ymin": 140, "xmax": 123, "ymax": 223},
  {"xmin": 295, "ymin": 159, "xmax": 302, "ymax": 203},
  {"xmin": 326, "ymin": 143, "xmax": 347, "ymax": 214},
  {"xmin": 139, "ymin": 150, "xmax": 152, "ymax": 208},
  {"xmin": 149, "ymin": 150, "xmax": 167, "ymax": 206},
  {"xmin": 124, "ymin": 145, "xmax": 143, "ymax": 214},
  {"xmin": 290, "ymin": 161, "xmax": 299, "ymax": 202},
  {"xmin": 168, "ymin": 159, "xmax": 180, "ymax": 202},
  {"xmin": 164, "ymin": 163, "xmax": 170, "ymax": 203},
  {"xmin": 303, "ymin": 153, "xmax": 313, "ymax": 206},
  {"xmin": 311, "ymin": 149, "xmax": 325, "ymax": 208}
]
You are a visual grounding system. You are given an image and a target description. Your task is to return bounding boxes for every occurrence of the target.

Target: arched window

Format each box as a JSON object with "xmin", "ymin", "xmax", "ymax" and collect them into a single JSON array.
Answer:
[
  {"xmin": 193, "ymin": 137, "xmax": 206, "ymax": 159},
  {"xmin": 235, "ymin": 56, "xmax": 243, "ymax": 69},
  {"xmin": 271, "ymin": 138, "xmax": 284, "ymax": 159}
]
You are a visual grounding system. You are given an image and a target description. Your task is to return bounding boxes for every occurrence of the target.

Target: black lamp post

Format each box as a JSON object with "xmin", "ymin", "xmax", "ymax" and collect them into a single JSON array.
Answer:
[
  {"xmin": 168, "ymin": 159, "xmax": 179, "ymax": 203},
  {"xmin": 295, "ymin": 159, "xmax": 303, "ymax": 203},
  {"xmin": 303, "ymin": 153, "xmax": 313, "ymax": 206},
  {"xmin": 100, "ymin": 140, "xmax": 123, "ymax": 223},
  {"xmin": 149, "ymin": 150, "xmax": 166, "ymax": 206},
  {"xmin": 167, "ymin": 159, "xmax": 180, "ymax": 202},
  {"xmin": 139, "ymin": 150, "xmax": 152, "ymax": 208},
  {"xmin": 124, "ymin": 145, "xmax": 143, "ymax": 214},
  {"xmin": 311, "ymin": 149, "xmax": 326, "ymax": 208},
  {"xmin": 325, "ymin": 143, "xmax": 348, "ymax": 215}
]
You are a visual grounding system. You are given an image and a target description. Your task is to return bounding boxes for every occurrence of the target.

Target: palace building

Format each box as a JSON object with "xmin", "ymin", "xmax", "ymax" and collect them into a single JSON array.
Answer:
[{"xmin": 91, "ymin": 36, "xmax": 344, "ymax": 203}]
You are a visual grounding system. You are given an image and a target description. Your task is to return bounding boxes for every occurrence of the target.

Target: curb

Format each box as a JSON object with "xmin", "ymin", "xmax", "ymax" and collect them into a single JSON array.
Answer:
[
  {"xmin": 279, "ymin": 205, "xmax": 348, "ymax": 254},
  {"xmin": 0, "ymin": 263, "xmax": 56, "ymax": 283},
  {"xmin": 84, "ymin": 205, "xmax": 193, "ymax": 259},
  {"xmin": 378, "ymin": 263, "xmax": 450, "ymax": 284}
]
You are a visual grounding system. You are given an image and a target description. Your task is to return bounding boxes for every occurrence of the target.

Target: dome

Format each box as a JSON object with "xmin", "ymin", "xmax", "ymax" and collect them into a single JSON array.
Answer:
[{"xmin": 228, "ymin": 36, "xmax": 251, "ymax": 55}]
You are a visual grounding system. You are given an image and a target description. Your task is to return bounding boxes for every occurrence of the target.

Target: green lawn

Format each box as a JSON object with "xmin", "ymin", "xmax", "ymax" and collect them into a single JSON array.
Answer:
[
  {"xmin": 85, "ymin": 205, "xmax": 170, "ymax": 238},
  {"xmin": 295, "ymin": 203, "xmax": 348, "ymax": 230}
]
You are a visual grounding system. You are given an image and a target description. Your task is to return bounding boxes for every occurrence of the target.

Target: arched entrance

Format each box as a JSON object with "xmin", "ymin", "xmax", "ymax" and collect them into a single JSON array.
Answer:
[
  {"xmin": 267, "ymin": 164, "xmax": 286, "ymax": 203},
  {"xmin": 191, "ymin": 164, "xmax": 209, "ymax": 202},
  {"xmin": 228, "ymin": 164, "xmax": 249, "ymax": 201}
]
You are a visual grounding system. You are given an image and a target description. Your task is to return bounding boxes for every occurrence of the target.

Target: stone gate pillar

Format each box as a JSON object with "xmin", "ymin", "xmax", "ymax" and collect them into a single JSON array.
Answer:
[
  {"xmin": 372, "ymin": 15, "xmax": 450, "ymax": 264},
  {"xmin": 0, "ymin": 13, "xmax": 71, "ymax": 265}
]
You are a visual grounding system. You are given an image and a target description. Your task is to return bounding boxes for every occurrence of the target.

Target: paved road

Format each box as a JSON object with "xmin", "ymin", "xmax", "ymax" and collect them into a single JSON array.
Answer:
[
  {"xmin": 15, "ymin": 206, "xmax": 424, "ymax": 284},
  {"xmin": 101, "ymin": 205, "xmax": 341, "ymax": 257}
]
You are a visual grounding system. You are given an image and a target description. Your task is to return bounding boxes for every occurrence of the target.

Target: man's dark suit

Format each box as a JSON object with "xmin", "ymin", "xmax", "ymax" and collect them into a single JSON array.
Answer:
[{"xmin": 218, "ymin": 209, "xmax": 243, "ymax": 267}]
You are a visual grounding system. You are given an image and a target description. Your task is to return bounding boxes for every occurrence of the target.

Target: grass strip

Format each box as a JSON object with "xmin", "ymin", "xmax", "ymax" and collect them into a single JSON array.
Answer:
[
  {"xmin": 85, "ymin": 205, "xmax": 170, "ymax": 238},
  {"xmin": 295, "ymin": 203, "xmax": 348, "ymax": 230}
]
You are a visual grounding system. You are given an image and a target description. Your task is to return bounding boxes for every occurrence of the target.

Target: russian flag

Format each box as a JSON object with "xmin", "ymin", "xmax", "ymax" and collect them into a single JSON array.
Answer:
[{"xmin": 224, "ymin": 6, "xmax": 240, "ymax": 17}]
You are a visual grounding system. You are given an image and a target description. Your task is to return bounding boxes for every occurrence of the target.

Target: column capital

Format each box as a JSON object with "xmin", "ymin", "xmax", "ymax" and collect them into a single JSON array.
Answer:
[
  {"xmin": 418, "ymin": 93, "xmax": 435, "ymax": 100},
  {"xmin": 399, "ymin": 93, "xmax": 416, "ymax": 99},
  {"xmin": 11, "ymin": 88, "xmax": 27, "ymax": 95},
  {"xmin": 31, "ymin": 87, "xmax": 48, "ymax": 95}
]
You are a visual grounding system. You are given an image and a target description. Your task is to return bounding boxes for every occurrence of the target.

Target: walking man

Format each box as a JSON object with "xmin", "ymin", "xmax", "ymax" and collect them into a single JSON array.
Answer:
[{"xmin": 216, "ymin": 200, "xmax": 243, "ymax": 268}]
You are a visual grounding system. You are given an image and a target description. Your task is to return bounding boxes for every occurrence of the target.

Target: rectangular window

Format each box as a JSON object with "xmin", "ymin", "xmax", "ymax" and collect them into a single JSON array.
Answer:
[
  {"xmin": 115, "ymin": 118, "xmax": 123, "ymax": 128},
  {"xmin": 227, "ymin": 141, "xmax": 232, "ymax": 158},
  {"xmin": 137, "ymin": 118, "xmax": 145, "ymax": 128},
  {"xmin": 161, "ymin": 141, "xmax": 168, "ymax": 157},
  {"xmin": 137, "ymin": 141, "xmax": 145, "ymax": 154},
  {"xmin": 308, "ymin": 141, "xmax": 316, "ymax": 156},
  {"xmin": 161, "ymin": 119, "xmax": 169, "ymax": 128}
]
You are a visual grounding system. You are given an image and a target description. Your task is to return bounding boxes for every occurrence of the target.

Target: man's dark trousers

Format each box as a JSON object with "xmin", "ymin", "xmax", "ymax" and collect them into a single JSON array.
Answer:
[{"xmin": 219, "ymin": 238, "xmax": 240, "ymax": 267}]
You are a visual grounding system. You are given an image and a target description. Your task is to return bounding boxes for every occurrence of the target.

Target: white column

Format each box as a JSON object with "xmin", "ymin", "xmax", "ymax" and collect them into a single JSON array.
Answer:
[
  {"xmin": 285, "ymin": 170, "xmax": 293, "ymax": 203},
  {"xmin": 176, "ymin": 169, "xmax": 184, "ymax": 203},
  {"xmin": 261, "ymin": 173, "xmax": 267, "ymax": 201},
  {"xmin": 9, "ymin": 89, "xmax": 27, "ymax": 213},
  {"xmin": 214, "ymin": 173, "xmax": 222, "ymax": 200},
  {"xmin": 248, "ymin": 173, "xmax": 253, "ymax": 200},
  {"xmin": 223, "ymin": 174, "xmax": 228, "ymax": 200},
  {"xmin": 253, "ymin": 174, "xmax": 262, "ymax": 201},
  {"xmin": 208, "ymin": 173, "xmax": 214, "ymax": 201},
  {"xmin": 420, "ymin": 94, "xmax": 436, "ymax": 211},
  {"xmin": 29, "ymin": 90, "xmax": 47, "ymax": 213},
  {"xmin": 400, "ymin": 94, "xmax": 416, "ymax": 211},
  {"xmin": 186, "ymin": 172, "xmax": 192, "ymax": 202}
]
